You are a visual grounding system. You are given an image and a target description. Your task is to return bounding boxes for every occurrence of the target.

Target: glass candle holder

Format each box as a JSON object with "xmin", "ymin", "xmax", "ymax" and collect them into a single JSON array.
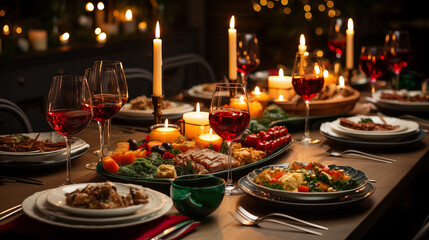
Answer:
[{"xmin": 149, "ymin": 123, "xmax": 181, "ymax": 143}]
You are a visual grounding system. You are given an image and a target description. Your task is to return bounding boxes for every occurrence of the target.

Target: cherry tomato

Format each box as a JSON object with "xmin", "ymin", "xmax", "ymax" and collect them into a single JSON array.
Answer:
[
  {"xmin": 264, "ymin": 141, "xmax": 273, "ymax": 155},
  {"xmin": 285, "ymin": 133, "xmax": 292, "ymax": 143},
  {"xmin": 272, "ymin": 139, "xmax": 279, "ymax": 150},
  {"xmin": 256, "ymin": 141, "xmax": 266, "ymax": 151},
  {"xmin": 278, "ymin": 136, "xmax": 285, "ymax": 147},
  {"xmin": 244, "ymin": 134, "xmax": 260, "ymax": 148},
  {"xmin": 279, "ymin": 128, "xmax": 287, "ymax": 137},
  {"xmin": 274, "ymin": 130, "xmax": 280, "ymax": 139},
  {"xmin": 259, "ymin": 132, "xmax": 271, "ymax": 141},
  {"xmin": 267, "ymin": 131, "xmax": 275, "ymax": 140}
]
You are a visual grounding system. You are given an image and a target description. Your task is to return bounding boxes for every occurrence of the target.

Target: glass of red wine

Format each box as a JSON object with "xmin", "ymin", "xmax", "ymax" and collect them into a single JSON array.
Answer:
[
  {"xmin": 92, "ymin": 60, "xmax": 128, "ymax": 155},
  {"xmin": 359, "ymin": 46, "xmax": 388, "ymax": 96},
  {"xmin": 46, "ymin": 75, "xmax": 93, "ymax": 185},
  {"xmin": 209, "ymin": 83, "xmax": 250, "ymax": 195},
  {"xmin": 237, "ymin": 33, "xmax": 260, "ymax": 84},
  {"xmin": 291, "ymin": 52, "xmax": 325, "ymax": 144},
  {"xmin": 85, "ymin": 67, "xmax": 123, "ymax": 170},
  {"xmin": 327, "ymin": 18, "xmax": 347, "ymax": 60},
  {"xmin": 384, "ymin": 30, "xmax": 411, "ymax": 90}
]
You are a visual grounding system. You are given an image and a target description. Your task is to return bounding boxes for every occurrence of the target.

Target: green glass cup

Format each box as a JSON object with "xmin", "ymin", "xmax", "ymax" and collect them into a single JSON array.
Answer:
[{"xmin": 170, "ymin": 174, "xmax": 225, "ymax": 219}]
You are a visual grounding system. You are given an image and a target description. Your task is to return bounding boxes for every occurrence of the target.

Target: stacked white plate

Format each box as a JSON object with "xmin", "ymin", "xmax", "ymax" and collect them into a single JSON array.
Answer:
[
  {"xmin": 0, "ymin": 132, "xmax": 89, "ymax": 168},
  {"xmin": 116, "ymin": 102, "xmax": 194, "ymax": 120},
  {"xmin": 22, "ymin": 182, "xmax": 173, "ymax": 229},
  {"xmin": 321, "ymin": 115, "xmax": 420, "ymax": 141},
  {"xmin": 371, "ymin": 90, "xmax": 429, "ymax": 113}
]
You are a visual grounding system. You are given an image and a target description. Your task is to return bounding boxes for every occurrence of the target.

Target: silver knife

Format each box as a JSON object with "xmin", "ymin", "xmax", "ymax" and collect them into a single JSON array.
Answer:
[{"xmin": 148, "ymin": 220, "xmax": 195, "ymax": 240}]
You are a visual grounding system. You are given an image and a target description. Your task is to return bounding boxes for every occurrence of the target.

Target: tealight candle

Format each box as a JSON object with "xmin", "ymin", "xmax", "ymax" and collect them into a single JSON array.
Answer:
[
  {"xmin": 182, "ymin": 103, "xmax": 210, "ymax": 140},
  {"xmin": 123, "ymin": 9, "xmax": 136, "ymax": 33},
  {"xmin": 251, "ymin": 86, "xmax": 271, "ymax": 102},
  {"xmin": 28, "ymin": 29, "xmax": 48, "ymax": 51},
  {"xmin": 59, "ymin": 32, "xmax": 70, "ymax": 45},
  {"xmin": 149, "ymin": 119, "xmax": 182, "ymax": 143},
  {"xmin": 230, "ymin": 95, "xmax": 248, "ymax": 111},
  {"xmin": 96, "ymin": 32, "xmax": 107, "ymax": 44},
  {"xmin": 268, "ymin": 68, "xmax": 293, "ymax": 100},
  {"xmin": 196, "ymin": 129, "xmax": 223, "ymax": 148}
]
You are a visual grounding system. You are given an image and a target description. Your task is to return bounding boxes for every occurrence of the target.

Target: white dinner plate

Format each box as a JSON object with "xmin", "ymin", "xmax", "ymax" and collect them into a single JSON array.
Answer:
[
  {"xmin": 116, "ymin": 102, "xmax": 194, "ymax": 120},
  {"xmin": 187, "ymin": 84, "xmax": 229, "ymax": 100},
  {"xmin": 46, "ymin": 183, "xmax": 150, "ymax": 217},
  {"xmin": 0, "ymin": 132, "xmax": 85, "ymax": 157},
  {"xmin": 0, "ymin": 137, "xmax": 87, "ymax": 163},
  {"xmin": 22, "ymin": 188, "xmax": 173, "ymax": 229},
  {"xmin": 36, "ymin": 185, "xmax": 166, "ymax": 224},
  {"xmin": 329, "ymin": 116, "xmax": 419, "ymax": 141},
  {"xmin": 372, "ymin": 90, "xmax": 429, "ymax": 113}
]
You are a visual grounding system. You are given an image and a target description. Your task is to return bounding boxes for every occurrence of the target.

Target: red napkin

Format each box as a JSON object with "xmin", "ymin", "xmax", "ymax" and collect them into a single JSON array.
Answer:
[{"xmin": 0, "ymin": 214, "xmax": 199, "ymax": 240}]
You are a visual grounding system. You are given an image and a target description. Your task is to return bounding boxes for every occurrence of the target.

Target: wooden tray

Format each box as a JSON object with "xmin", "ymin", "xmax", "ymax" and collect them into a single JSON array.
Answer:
[{"xmin": 274, "ymin": 89, "xmax": 360, "ymax": 116}]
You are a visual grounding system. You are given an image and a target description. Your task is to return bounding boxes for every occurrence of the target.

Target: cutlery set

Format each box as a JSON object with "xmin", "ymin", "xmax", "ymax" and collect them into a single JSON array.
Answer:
[{"xmin": 322, "ymin": 144, "xmax": 396, "ymax": 163}]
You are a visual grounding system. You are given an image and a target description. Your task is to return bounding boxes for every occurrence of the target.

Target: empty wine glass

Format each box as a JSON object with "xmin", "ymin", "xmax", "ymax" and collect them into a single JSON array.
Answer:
[
  {"xmin": 291, "ymin": 52, "xmax": 325, "ymax": 144},
  {"xmin": 384, "ymin": 30, "xmax": 411, "ymax": 90},
  {"xmin": 359, "ymin": 46, "xmax": 389, "ymax": 96},
  {"xmin": 93, "ymin": 60, "xmax": 128, "ymax": 155},
  {"xmin": 209, "ymin": 83, "xmax": 250, "ymax": 195},
  {"xmin": 85, "ymin": 67, "xmax": 122, "ymax": 170},
  {"xmin": 237, "ymin": 33, "xmax": 260, "ymax": 84},
  {"xmin": 46, "ymin": 75, "xmax": 93, "ymax": 184}
]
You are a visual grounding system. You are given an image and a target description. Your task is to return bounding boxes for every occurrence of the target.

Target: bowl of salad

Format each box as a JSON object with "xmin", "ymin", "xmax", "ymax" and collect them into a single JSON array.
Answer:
[{"xmin": 247, "ymin": 162, "xmax": 368, "ymax": 202}]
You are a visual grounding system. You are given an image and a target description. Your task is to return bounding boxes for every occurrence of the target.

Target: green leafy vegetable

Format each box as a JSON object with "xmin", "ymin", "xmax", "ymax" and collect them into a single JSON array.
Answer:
[
  {"xmin": 359, "ymin": 118, "xmax": 374, "ymax": 123},
  {"xmin": 116, "ymin": 152, "xmax": 173, "ymax": 179},
  {"xmin": 262, "ymin": 182, "xmax": 284, "ymax": 190},
  {"xmin": 18, "ymin": 135, "xmax": 29, "ymax": 142},
  {"xmin": 248, "ymin": 119, "xmax": 268, "ymax": 133},
  {"xmin": 257, "ymin": 104, "xmax": 289, "ymax": 126}
]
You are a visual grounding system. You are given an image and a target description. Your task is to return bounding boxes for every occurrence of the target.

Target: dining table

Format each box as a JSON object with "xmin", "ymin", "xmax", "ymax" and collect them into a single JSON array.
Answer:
[{"xmin": 1, "ymin": 94, "xmax": 429, "ymax": 240}]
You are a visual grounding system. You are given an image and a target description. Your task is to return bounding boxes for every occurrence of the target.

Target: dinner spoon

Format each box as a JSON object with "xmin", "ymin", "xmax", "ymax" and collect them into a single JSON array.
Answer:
[{"xmin": 322, "ymin": 145, "xmax": 396, "ymax": 163}]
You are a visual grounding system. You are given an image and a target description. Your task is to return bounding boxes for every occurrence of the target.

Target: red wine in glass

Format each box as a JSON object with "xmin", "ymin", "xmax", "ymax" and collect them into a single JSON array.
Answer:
[
  {"xmin": 359, "ymin": 55, "xmax": 389, "ymax": 82},
  {"xmin": 327, "ymin": 39, "xmax": 346, "ymax": 56},
  {"xmin": 90, "ymin": 94, "xmax": 122, "ymax": 122},
  {"xmin": 292, "ymin": 77, "xmax": 324, "ymax": 101},
  {"xmin": 209, "ymin": 108, "xmax": 250, "ymax": 141},
  {"xmin": 386, "ymin": 48, "xmax": 410, "ymax": 73},
  {"xmin": 47, "ymin": 109, "xmax": 92, "ymax": 137},
  {"xmin": 237, "ymin": 60, "xmax": 258, "ymax": 75}
]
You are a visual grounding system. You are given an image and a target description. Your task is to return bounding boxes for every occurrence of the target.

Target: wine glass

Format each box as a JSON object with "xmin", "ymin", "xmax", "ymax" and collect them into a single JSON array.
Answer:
[
  {"xmin": 46, "ymin": 75, "xmax": 93, "ymax": 184},
  {"xmin": 93, "ymin": 60, "xmax": 128, "ymax": 155},
  {"xmin": 85, "ymin": 67, "xmax": 123, "ymax": 170},
  {"xmin": 327, "ymin": 18, "xmax": 347, "ymax": 60},
  {"xmin": 237, "ymin": 33, "xmax": 260, "ymax": 84},
  {"xmin": 291, "ymin": 52, "xmax": 325, "ymax": 144},
  {"xmin": 384, "ymin": 30, "xmax": 411, "ymax": 90},
  {"xmin": 359, "ymin": 46, "xmax": 389, "ymax": 96},
  {"xmin": 209, "ymin": 83, "xmax": 250, "ymax": 195}
]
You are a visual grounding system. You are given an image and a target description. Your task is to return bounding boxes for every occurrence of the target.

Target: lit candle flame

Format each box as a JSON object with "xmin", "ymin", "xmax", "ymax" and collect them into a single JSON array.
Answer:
[
  {"xmin": 348, "ymin": 18, "xmax": 354, "ymax": 31},
  {"xmin": 164, "ymin": 119, "xmax": 169, "ymax": 128},
  {"xmin": 254, "ymin": 86, "xmax": 260, "ymax": 95},
  {"xmin": 85, "ymin": 2, "xmax": 94, "ymax": 11},
  {"xmin": 339, "ymin": 76, "xmax": 345, "ymax": 88},
  {"xmin": 196, "ymin": 102, "xmax": 200, "ymax": 113},
  {"xmin": 97, "ymin": 32, "xmax": 106, "ymax": 42},
  {"xmin": 314, "ymin": 64, "xmax": 320, "ymax": 74},
  {"xmin": 279, "ymin": 95, "xmax": 284, "ymax": 101},
  {"xmin": 97, "ymin": 2, "xmax": 104, "ymax": 10},
  {"xmin": 95, "ymin": 27, "xmax": 101, "ymax": 35},
  {"xmin": 239, "ymin": 95, "xmax": 244, "ymax": 102},
  {"xmin": 209, "ymin": 128, "xmax": 213, "ymax": 139},
  {"xmin": 155, "ymin": 21, "xmax": 160, "ymax": 39},
  {"xmin": 59, "ymin": 32, "xmax": 69, "ymax": 41},
  {"xmin": 300, "ymin": 34, "xmax": 306, "ymax": 46},
  {"xmin": 323, "ymin": 70, "xmax": 329, "ymax": 78},
  {"xmin": 279, "ymin": 68, "xmax": 284, "ymax": 78},
  {"xmin": 230, "ymin": 15, "xmax": 235, "ymax": 29},
  {"xmin": 125, "ymin": 9, "xmax": 133, "ymax": 21}
]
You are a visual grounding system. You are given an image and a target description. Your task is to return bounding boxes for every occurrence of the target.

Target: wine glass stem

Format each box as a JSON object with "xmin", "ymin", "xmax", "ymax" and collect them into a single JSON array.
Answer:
[
  {"xmin": 304, "ymin": 100, "xmax": 310, "ymax": 139},
  {"xmin": 226, "ymin": 140, "xmax": 234, "ymax": 189},
  {"xmin": 106, "ymin": 119, "xmax": 112, "ymax": 151},
  {"xmin": 240, "ymin": 72, "xmax": 247, "ymax": 84},
  {"xmin": 394, "ymin": 72, "xmax": 400, "ymax": 90},
  {"xmin": 98, "ymin": 121, "xmax": 105, "ymax": 161},
  {"xmin": 64, "ymin": 136, "xmax": 73, "ymax": 185},
  {"xmin": 370, "ymin": 77, "xmax": 376, "ymax": 98}
]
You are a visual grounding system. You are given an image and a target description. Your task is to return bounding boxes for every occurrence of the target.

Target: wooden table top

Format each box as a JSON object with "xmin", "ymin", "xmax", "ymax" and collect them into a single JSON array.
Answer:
[{"xmin": 1, "ymin": 116, "xmax": 428, "ymax": 239}]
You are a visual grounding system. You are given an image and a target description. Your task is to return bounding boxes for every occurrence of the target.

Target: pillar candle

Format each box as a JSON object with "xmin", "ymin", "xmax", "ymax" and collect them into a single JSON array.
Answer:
[
  {"xmin": 346, "ymin": 18, "xmax": 354, "ymax": 70},
  {"xmin": 149, "ymin": 119, "xmax": 181, "ymax": 143},
  {"xmin": 182, "ymin": 103, "xmax": 210, "ymax": 139},
  {"xmin": 153, "ymin": 21, "xmax": 162, "ymax": 96},
  {"xmin": 196, "ymin": 129, "xmax": 223, "ymax": 148},
  {"xmin": 28, "ymin": 30, "xmax": 48, "ymax": 51},
  {"xmin": 298, "ymin": 34, "xmax": 307, "ymax": 54},
  {"xmin": 228, "ymin": 16, "xmax": 237, "ymax": 80}
]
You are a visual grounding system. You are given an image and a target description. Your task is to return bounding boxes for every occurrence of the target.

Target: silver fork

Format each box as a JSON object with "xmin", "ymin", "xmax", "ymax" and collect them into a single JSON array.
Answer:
[
  {"xmin": 230, "ymin": 211, "xmax": 322, "ymax": 236},
  {"xmin": 237, "ymin": 206, "xmax": 328, "ymax": 230},
  {"xmin": 322, "ymin": 145, "xmax": 396, "ymax": 163}
]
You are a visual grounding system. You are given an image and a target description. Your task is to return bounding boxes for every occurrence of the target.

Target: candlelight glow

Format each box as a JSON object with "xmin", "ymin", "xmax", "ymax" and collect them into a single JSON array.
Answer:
[
  {"xmin": 239, "ymin": 95, "xmax": 245, "ymax": 102},
  {"xmin": 3, "ymin": 24, "xmax": 10, "ymax": 35},
  {"xmin": 164, "ymin": 119, "xmax": 169, "ymax": 128},
  {"xmin": 196, "ymin": 102, "xmax": 200, "ymax": 112},
  {"xmin": 59, "ymin": 32, "xmax": 69, "ymax": 41},
  {"xmin": 314, "ymin": 65, "xmax": 320, "ymax": 74},
  {"xmin": 230, "ymin": 15, "xmax": 235, "ymax": 29},
  {"xmin": 279, "ymin": 94, "xmax": 284, "ymax": 101},
  {"xmin": 155, "ymin": 21, "xmax": 160, "ymax": 39},
  {"xmin": 300, "ymin": 34, "xmax": 306, "ymax": 46},
  {"xmin": 348, "ymin": 18, "xmax": 354, "ymax": 31},
  {"xmin": 86, "ymin": 2, "xmax": 94, "ymax": 11},
  {"xmin": 16, "ymin": 27, "xmax": 22, "ymax": 34},
  {"xmin": 254, "ymin": 86, "xmax": 261, "ymax": 95},
  {"xmin": 339, "ymin": 76, "xmax": 345, "ymax": 88},
  {"xmin": 279, "ymin": 68, "xmax": 284, "ymax": 77},
  {"xmin": 97, "ymin": 2, "xmax": 104, "ymax": 10},
  {"xmin": 209, "ymin": 128, "xmax": 213, "ymax": 136},
  {"xmin": 97, "ymin": 32, "xmax": 106, "ymax": 42},
  {"xmin": 94, "ymin": 27, "xmax": 101, "ymax": 35},
  {"xmin": 323, "ymin": 70, "xmax": 329, "ymax": 78},
  {"xmin": 125, "ymin": 9, "xmax": 133, "ymax": 21},
  {"xmin": 138, "ymin": 21, "xmax": 147, "ymax": 31}
]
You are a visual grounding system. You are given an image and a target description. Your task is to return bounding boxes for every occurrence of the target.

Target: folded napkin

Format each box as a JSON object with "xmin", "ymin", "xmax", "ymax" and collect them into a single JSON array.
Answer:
[{"xmin": 0, "ymin": 214, "xmax": 198, "ymax": 240}]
